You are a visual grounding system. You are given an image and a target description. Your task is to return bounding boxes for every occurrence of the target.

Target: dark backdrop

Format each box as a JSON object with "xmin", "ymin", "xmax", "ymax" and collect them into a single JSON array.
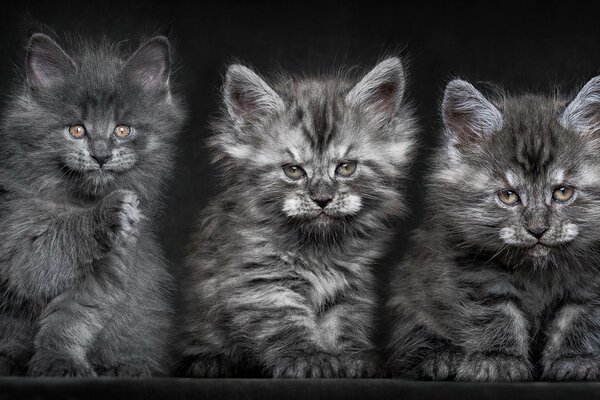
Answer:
[{"xmin": 1, "ymin": 0, "xmax": 599, "ymax": 282}]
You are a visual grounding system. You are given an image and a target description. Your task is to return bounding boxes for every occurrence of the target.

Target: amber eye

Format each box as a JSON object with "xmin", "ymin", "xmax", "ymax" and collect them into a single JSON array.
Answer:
[
  {"xmin": 69, "ymin": 124, "xmax": 86, "ymax": 139},
  {"xmin": 114, "ymin": 124, "xmax": 131, "ymax": 138},
  {"xmin": 283, "ymin": 165, "xmax": 305, "ymax": 180},
  {"xmin": 335, "ymin": 161, "xmax": 357, "ymax": 177},
  {"xmin": 498, "ymin": 189, "xmax": 520, "ymax": 205},
  {"xmin": 553, "ymin": 186, "xmax": 574, "ymax": 203}
]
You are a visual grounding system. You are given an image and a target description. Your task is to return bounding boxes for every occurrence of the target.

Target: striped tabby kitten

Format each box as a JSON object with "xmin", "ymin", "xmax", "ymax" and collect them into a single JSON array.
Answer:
[
  {"xmin": 177, "ymin": 58, "xmax": 417, "ymax": 378},
  {"xmin": 388, "ymin": 76, "xmax": 600, "ymax": 381}
]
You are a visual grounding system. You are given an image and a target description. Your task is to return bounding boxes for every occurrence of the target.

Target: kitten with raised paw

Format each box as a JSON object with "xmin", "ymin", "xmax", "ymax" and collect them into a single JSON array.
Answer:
[
  {"xmin": 176, "ymin": 58, "xmax": 417, "ymax": 378},
  {"xmin": 0, "ymin": 33, "xmax": 184, "ymax": 376},
  {"xmin": 387, "ymin": 76, "xmax": 600, "ymax": 382}
]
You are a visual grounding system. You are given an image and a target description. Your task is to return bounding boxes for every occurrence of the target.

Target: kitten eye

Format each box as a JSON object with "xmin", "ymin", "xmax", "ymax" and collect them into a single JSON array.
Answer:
[
  {"xmin": 553, "ymin": 186, "xmax": 574, "ymax": 203},
  {"xmin": 69, "ymin": 124, "xmax": 86, "ymax": 139},
  {"xmin": 498, "ymin": 189, "xmax": 520, "ymax": 205},
  {"xmin": 335, "ymin": 161, "xmax": 357, "ymax": 177},
  {"xmin": 114, "ymin": 124, "xmax": 131, "ymax": 138},
  {"xmin": 283, "ymin": 165, "xmax": 305, "ymax": 180}
]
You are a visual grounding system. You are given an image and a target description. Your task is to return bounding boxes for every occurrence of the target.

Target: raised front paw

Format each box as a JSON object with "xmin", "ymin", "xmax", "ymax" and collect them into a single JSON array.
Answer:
[
  {"xmin": 95, "ymin": 190, "xmax": 142, "ymax": 241},
  {"xmin": 455, "ymin": 353, "xmax": 532, "ymax": 382},
  {"xmin": 177, "ymin": 355, "xmax": 236, "ymax": 378},
  {"xmin": 28, "ymin": 354, "xmax": 96, "ymax": 377},
  {"xmin": 542, "ymin": 356, "xmax": 600, "ymax": 381},
  {"xmin": 420, "ymin": 351, "xmax": 462, "ymax": 380}
]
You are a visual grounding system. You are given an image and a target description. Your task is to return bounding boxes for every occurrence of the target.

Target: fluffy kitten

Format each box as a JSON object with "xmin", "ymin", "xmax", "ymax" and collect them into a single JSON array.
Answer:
[
  {"xmin": 177, "ymin": 58, "xmax": 417, "ymax": 378},
  {"xmin": 388, "ymin": 76, "xmax": 600, "ymax": 381},
  {"xmin": 0, "ymin": 33, "xmax": 184, "ymax": 376}
]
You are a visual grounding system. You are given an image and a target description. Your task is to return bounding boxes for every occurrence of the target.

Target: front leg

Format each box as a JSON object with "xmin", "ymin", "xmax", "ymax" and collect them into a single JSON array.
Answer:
[
  {"xmin": 541, "ymin": 303, "xmax": 600, "ymax": 381},
  {"xmin": 455, "ymin": 298, "xmax": 532, "ymax": 382},
  {"xmin": 27, "ymin": 191, "xmax": 141, "ymax": 377},
  {"xmin": 226, "ymin": 267, "xmax": 361, "ymax": 378}
]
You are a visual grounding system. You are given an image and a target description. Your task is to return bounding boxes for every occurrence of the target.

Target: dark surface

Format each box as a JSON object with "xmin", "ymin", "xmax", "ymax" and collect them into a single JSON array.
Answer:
[
  {"xmin": 3, "ymin": 378, "xmax": 600, "ymax": 400},
  {"xmin": 3, "ymin": 0, "xmax": 600, "ymax": 398}
]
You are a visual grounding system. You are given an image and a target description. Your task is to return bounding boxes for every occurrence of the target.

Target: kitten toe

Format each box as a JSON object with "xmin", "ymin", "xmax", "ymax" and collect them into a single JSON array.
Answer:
[
  {"xmin": 272, "ymin": 354, "xmax": 345, "ymax": 378},
  {"xmin": 178, "ymin": 355, "xmax": 235, "ymax": 378},
  {"xmin": 542, "ymin": 356, "xmax": 600, "ymax": 381},
  {"xmin": 455, "ymin": 353, "xmax": 531, "ymax": 382},
  {"xmin": 339, "ymin": 353, "xmax": 378, "ymax": 378},
  {"xmin": 27, "ymin": 354, "xmax": 96, "ymax": 377},
  {"xmin": 420, "ymin": 351, "xmax": 462, "ymax": 380}
]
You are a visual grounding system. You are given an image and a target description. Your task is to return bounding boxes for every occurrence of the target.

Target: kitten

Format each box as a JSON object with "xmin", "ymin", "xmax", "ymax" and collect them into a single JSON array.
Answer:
[
  {"xmin": 176, "ymin": 58, "xmax": 417, "ymax": 378},
  {"xmin": 387, "ymin": 76, "xmax": 600, "ymax": 381},
  {"xmin": 0, "ymin": 33, "xmax": 184, "ymax": 376}
]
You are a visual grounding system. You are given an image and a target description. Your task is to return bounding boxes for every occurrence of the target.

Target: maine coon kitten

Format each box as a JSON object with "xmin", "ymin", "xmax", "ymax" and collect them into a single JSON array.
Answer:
[
  {"xmin": 0, "ymin": 33, "xmax": 184, "ymax": 376},
  {"xmin": 387, "ymin": 76, "xmax": 600, "ymax": 381},
  {"xmin": 176, "ymin": 58, "xmax": 417, "ymax": 378}
]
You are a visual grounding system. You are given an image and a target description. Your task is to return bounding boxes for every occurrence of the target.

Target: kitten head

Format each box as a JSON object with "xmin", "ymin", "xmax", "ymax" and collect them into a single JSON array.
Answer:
[
  {"xmin": 434, "ymin": 77, "xmax": 600, "ymax": 266},
  {"xmin": 1, "ymin": 33, "xmax": 184, "ymax": 200},
  {"xmin": 212, "ymin": 58, "xmax": 416, "ymax": 240}
]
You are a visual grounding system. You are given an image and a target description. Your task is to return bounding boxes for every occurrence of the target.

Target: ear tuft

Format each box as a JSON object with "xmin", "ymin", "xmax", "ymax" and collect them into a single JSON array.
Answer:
[
  {"xmin": 123, "ymin": 36, "xmax": 170, "ymax": 90},
  {"xmin": 26, "ymin": 33, "xmax": 75, "ymax": 90},
  {"xmin": 561, "ymin": 76, "xmax": 600, "ymax": 134},
  {"xmin": 224, "ymin": 64, "xmax": 283, "ymax": 126},
  {"xmin": 442, "ymin": 79, "xmax": 503, "ymax": 143}
]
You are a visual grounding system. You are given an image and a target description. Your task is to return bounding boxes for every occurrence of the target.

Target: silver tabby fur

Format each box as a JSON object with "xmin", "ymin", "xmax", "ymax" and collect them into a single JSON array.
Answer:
[
  {"xmin": 388, "ymin": 76, "xmax": 600, "ymax": 381},
  {"xmin": 177, "ymin": 58, "xmax": 417, "ymax": 378}
]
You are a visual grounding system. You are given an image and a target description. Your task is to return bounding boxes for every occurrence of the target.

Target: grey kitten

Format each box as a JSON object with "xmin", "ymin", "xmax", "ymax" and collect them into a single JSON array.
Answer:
[
  {"xmin": 176, "ymin": 58, "xmax": 417, "ymax": 378},
  {"xmin": 0, "ymin": 33, "xmax": 184, "ymax": 376},
  {"xmin": 388, "ymin": 76, "xmax": 600, "ymax": 381}
]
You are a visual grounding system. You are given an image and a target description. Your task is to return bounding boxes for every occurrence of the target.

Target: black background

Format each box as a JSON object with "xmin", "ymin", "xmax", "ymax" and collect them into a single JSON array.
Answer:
[{"xmin": 1, "ymin": 0, "xmax": 599, "ymax": 280}]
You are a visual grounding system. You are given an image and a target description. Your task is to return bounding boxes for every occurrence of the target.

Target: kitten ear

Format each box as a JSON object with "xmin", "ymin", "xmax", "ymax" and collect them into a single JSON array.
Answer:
[
  {"xmin": 346, "ymin": 57, "xmax": 406, "ymax": 118},
  {"xmin": 26, "ymin": 33, "xmax": 75, "ymax": 90},
  {"xmin": 122, "ymin": 36, "xmax": 170, "ymax": 90},
  {"xmin": 561, "ymin": 76, "xmax": 600, "ymax": 134},
  {"xmin": 442, "ymin": 79, "xmax": 503, "ymax": 143},
  {"xmin": 224, "ymin": 64, "xmax": 284, "ymax": 126}
]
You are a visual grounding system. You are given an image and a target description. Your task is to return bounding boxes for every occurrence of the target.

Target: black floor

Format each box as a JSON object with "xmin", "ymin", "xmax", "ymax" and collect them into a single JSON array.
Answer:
[{"xmin": 2, "ymin": 378, "xmax": 600, "ymax": 400}]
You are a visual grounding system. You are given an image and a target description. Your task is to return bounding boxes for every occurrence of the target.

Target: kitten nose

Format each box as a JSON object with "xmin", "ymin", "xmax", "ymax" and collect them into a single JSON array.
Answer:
[
  {"xmin": 90, "ymin": 140, "xmax": 112, "ymax": 166},
  {"xmin": 313, "ymin": 197, "xmax": 332, "ymax": 209},
  {"xmin": 91, "ymin": 153, "xmax": 111, "ymax": 166},
  {"xmin": 527, "ymin": 226, "xmax": 548, "ymax": 239}
]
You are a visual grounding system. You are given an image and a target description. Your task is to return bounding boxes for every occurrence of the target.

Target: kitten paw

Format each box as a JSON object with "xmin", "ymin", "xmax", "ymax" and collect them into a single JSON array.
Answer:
[
  {"xmin": 97, "ymin": 190, "xmax": 142, "ymax": 239},
  {"xmin": 96, "ymin": 363, "xmax": 157, "ymax": 377},
  {"xmin": 455, "ymin": 353, "xmax": 531, "ymax": 382},
  {"xmin": 178, "ymin": 355, "xmax": 235, "ymax": 378},
  {"xmin": 420, "ymin": 351, "xmax": 462, "ymax": 380},
  {"xmin": 338, "ymin": 353, "xmax": 378, "ymax": 378},
  {"xmin": 0, "ymin": 355, "xmax": 15, "ymax": 376},
  {"xmin": 28, "ymin": 354, "xmax": 96, "ymax": 377},
  {"xmin": 542, "ymin": 356, "xmax": 600, "ymax": 381},
  {"xmin": 272, "ymin": 354, "xmax": 345, "ymax": 378}
]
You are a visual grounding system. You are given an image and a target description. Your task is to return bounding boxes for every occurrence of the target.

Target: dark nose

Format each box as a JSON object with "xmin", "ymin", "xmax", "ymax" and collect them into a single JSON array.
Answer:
[
  {"xmin": 91, "ymin": 153, "xmax": 111, "ymax": 166},
  {"xmin": 313, "ymin": 198, "xmax": 332, "ymax": 209},
  {"xmin": 527, "ymin": 226, "xmax": 548, "ymax": 239},
  {"xmin": 90, "ymin": 140, "xmax": 112, "ymax": 166}
]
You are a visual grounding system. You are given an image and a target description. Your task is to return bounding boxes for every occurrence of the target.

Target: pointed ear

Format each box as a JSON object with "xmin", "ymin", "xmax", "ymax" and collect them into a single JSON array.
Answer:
[
  {"xmin": 442, "ymin": 79, "xmax": 503, "ymax": 143},
  {"xmin": 26, "ymin": 33, "xmax": 75, "ymax": 90},
  {"xmin": 224, "ymin": 64, "xmax": 284, "ymax": 126},
  {"xmin": 561, "ymin": 76, "xmax": 600, "ymax": 134},
  {"xmin": 346, "ymin": 57, "xmax": 406, "ymax": 118},
  {"xmin": 123, "ymin": 36, "xmax": 170, "ymax": 90}
]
